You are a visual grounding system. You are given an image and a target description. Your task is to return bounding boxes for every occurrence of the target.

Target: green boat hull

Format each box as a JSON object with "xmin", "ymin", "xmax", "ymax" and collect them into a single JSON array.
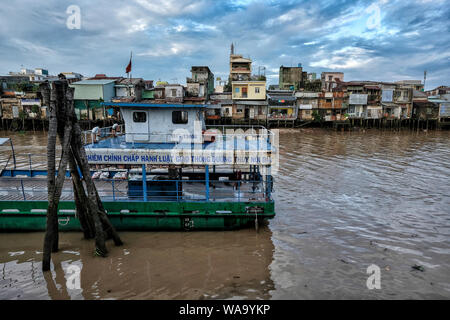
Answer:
[{"xmin": 0, "ymin": 200, "xmax": 275, "ymax": 231}]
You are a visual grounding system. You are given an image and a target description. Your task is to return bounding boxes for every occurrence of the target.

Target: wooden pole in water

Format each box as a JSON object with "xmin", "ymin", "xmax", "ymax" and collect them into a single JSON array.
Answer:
[
  {"xmin": 42, "ymin": 82, "xmax": 58, "ymax": 271},
  {"xmin": 40, "ymin": 77, "xmax": 122, "ymax": 271}
]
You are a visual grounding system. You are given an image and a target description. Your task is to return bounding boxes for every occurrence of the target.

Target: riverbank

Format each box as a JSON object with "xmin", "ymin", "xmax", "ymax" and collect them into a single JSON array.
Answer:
[{"xmin": 1, "ymin": 117, "xmax": 450, "ymax": 132}]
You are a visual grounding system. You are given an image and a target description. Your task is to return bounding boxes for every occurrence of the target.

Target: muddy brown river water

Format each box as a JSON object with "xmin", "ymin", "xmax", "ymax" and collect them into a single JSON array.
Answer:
[{"xmin": 0, "ymin": 129, "xmax": 449, "ymax": 299}]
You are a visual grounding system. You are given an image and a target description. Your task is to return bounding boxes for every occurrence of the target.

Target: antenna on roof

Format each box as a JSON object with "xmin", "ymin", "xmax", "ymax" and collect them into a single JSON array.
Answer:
[{"xmin": 423, "ymin": 70, "xmax": 427, "ymax": 91}]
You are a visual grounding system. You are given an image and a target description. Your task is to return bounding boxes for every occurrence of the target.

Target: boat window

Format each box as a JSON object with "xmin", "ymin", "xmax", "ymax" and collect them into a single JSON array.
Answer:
[
  {"xmin": 172, "ymin": 111, "xmax": 188, "ymax": 124},
  {"xmin": 133, "ymin": 112, "xmax": 147, "ymax": 123}
]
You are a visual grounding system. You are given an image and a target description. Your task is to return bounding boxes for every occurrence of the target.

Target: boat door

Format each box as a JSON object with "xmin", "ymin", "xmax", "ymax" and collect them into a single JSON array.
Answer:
[{"xmin": 131, "ymin": 110, "xmax": 150, "ymax": 142}]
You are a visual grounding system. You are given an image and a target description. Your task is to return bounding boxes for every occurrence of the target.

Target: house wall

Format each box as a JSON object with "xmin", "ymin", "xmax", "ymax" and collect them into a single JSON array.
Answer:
[
  {"xmin": 142, "ymin": 90, "xmax": 154, "ymax": 99},
  {"xmin": 232, "ymin": 81, "xmax": 266, "ymax": 100},
  {"xmin": 103, "ymin": 83, "xmax": 115, "ymax": 101},
  {"xmin": 116, "ymin": 86, "xmax": 135, "ymax": 97},
  {"xmin": 72, "ymin": 84, "xmax": 103, "ymax": 100},
  {"xmin": 232, "ymin": 105, "xmax": 245, "ymax": 119},
  {"xmin": 439, "ymin": 103, "xmax": 450, "ymax": 118},
  {"xmin": 187, "ymin": 83, "xmax": 200, "ymax": 97},
  {"xmin": 413, "ymin": 106, "xmax": 439, "ymax": 120},
  {"xmin": 121, "ymin": 107, "xmax": 205, "ymax": 143},
  {"xmin": 164, "ymin": 85, "xmax": 184, "ymax": 103},
  {"xmin": 321, "ymin": 72, "xmax": 344, "ymax": 91},
  {"xmin": 221, "ymin": 105, "xmax": 233, "ymax": 118},
  {"xmin": 0, "ymin": 98, "xmax": 22, "ymax": 119},
  {"xmin": 71, "ymin": 83, "xmax": 115, "ymax": 101},
  {"xmin": 279, "ymin": 67, "xmax": 305, "ymax": 90},
  {"xmin": 299, "ymin": 109, "xmax": 313, "ymax": 120}
]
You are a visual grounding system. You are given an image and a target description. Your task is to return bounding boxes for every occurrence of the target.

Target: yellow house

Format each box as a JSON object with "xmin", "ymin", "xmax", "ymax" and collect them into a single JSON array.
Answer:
[{"xmin": 232, "ymin": 81, "xmax": 266, "ymax": 100}]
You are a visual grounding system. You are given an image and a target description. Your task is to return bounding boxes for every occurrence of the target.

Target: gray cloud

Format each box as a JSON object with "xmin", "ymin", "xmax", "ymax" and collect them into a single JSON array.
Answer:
[{"xmin": 0, "ymin": 0, "xmax": 448, "ymax": 89}]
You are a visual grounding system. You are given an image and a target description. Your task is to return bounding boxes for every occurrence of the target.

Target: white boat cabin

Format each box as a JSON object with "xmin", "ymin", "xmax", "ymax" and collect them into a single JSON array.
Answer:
[{"xmin": 110, "ymin": 103, "xmax": 208, "ymax": 143}]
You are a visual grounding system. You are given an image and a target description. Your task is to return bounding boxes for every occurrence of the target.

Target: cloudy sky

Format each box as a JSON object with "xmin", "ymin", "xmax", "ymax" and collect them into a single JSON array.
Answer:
[{"xmin": 0, "ymin": 0, "xmax": 449, "ymax": 89}]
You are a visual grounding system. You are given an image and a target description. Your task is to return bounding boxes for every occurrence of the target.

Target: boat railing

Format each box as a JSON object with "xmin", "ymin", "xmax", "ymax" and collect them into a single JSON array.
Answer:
[
  {"xmin": 0, "ymin": 153, "xmax": 49, "ymax": 173},
  {"xmin": 82, "ymin": 124, "xmax": 125, "ymax": 145},
  {"xmin": 206, "ymin": 124, "xmax": 270, "ymax": 131},
  {"xmin": 0, "ymin": 177, "xmax": 272, "ymax": 203},
  {"xmin": 100, "ymin": 130, "xmax": 275, "ymax": 148}
]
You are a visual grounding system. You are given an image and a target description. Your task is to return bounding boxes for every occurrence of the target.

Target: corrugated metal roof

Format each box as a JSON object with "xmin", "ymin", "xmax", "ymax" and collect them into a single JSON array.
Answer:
[
  {"xmin": 381, "ymin": 102, "xmax": 399, "ymax": 107},
  {"xmin": 364, "ymin": 85, "xmax": 380, "ymax": 90},
  {"xmin": 71, "ymin": 79, "xmax": 116, "ymax": 85},
  {"xmin": 413, "ymin": 101, "xmax": 437, "ymax": 107},
  {"xmin": 234, "ymin": 100, "xmax": 268, "ymax": 106},
  {"xmin": 267, "ymin": 95, "xmax": 296, "ymax": 101}
]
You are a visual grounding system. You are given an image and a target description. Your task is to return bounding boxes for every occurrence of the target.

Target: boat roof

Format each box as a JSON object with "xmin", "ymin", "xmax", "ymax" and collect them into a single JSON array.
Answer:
[
  {"xmin": 0, "ymin": 138, "xmax": 11, "ymax": 145},
  {"xmin": 101, "ymin": 102, "xmax": 214, "ymax": 109},
  {"xmin": 71, "ymin": 79, "xmax": 116, "ymax": 85}
]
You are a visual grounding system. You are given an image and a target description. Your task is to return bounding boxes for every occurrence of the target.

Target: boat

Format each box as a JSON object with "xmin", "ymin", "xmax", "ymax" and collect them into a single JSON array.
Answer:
[{"xmin": 0, "ymin": 103, "xmax": 276, "ymax": 231}]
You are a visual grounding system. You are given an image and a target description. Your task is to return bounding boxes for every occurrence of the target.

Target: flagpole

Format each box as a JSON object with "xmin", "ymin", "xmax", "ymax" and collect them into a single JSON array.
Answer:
[{"xmin": 126, "ymin": 51, "xmax": 132, "ymax": 97}]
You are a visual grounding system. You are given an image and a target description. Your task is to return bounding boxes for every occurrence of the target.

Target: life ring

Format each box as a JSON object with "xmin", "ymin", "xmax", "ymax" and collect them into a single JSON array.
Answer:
[{"xmin": 58, "ymin": 217, "xmax": 70, "ymax": 226}]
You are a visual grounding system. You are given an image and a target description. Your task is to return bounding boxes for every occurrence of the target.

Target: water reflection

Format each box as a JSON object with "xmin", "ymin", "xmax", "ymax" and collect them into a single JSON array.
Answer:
[
  {"xmin": 270, "ymin": 129, "xmax": 450, "ymax": 299},
  {"xmin": 0, "ymin": 229, "xmax": 275, "ymax": 300}
]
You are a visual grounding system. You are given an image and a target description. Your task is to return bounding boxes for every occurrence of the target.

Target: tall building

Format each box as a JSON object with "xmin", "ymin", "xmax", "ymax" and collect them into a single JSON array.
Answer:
[
  {"xmin": 279, "ymin": 65, "xmax": 307, "ymax": 91},
  {"xmin": 229, "ymin": 45, "xmax": 252, "ymax": 82},
  {"xmin": 229, "ymin": 44, "xmax": 267, "ymax": 121}
]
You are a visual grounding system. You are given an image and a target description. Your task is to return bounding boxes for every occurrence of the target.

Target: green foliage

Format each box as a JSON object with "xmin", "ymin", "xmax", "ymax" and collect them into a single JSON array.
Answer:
[
  {"xmin": 224, "ymin": 79, "xmax": 232, "ymax": 93},
  {"xmin": 312, "ymin": 110, "xmax": 323, "ymax": 122},
  {"xmin": 31, "ymin": 105, "xmax": 41, "ymax": 114},
  {"xmin": 14, "ymin": 81, "xmax": 32, "ymax": 92},
  {"xmin": 19, "ymin": 110, "xmax": 27, "ymax": 120},
  {"xmin": 304, "ymin": 80, "xmax": 322, "ymax": 92}
]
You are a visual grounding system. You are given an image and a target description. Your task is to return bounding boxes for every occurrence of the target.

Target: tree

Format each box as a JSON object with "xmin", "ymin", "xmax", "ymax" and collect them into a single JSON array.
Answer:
[
  {"xmin": 40, "ymin": 79, "xmax": 122, "ymax": 272},
  {"xmin": 312, "ymin": 110, "xmax": 323, "ymax": 123},
  {"xmin": 14, "ymin": 81, "xmax": 32, "ymax": 93},
  {"xmin": 304, "ymin": 80, "xmax": 322, "ymax": 92}
]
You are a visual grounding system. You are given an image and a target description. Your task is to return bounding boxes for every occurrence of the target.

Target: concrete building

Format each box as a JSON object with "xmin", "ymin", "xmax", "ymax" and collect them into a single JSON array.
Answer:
[
  {"xmin": 425, "ymin": 86, "xmax": 450, "ymax": 96},
  {"xmin": 318, "ymin": 91, "xmax": 348, "ymax": 121},
  {"xmin": 412, "ymin": 90, "xmax": 439, "ymax": 121},
  {"xmin": 307, "ymin": 73, "xmax": 317, "ymax": 81},
  {"xmin": 396, "ymin": 80, "xmax": 424, "ymax": 92},
  {"xmin": 296, "ymin": 92, "xmax": 319, "ymax": 121},
  {"xmin": 428, "ymin": 95, "xmax": 450, "ymax": 126},
  {"xmin": 321, "ymin": 72, "xmax": 344, "ymax": 92},
  {"xmin": 232, "ymin": 81, "xmax": 266, "ymax": 100},
  {"xmin": 232, "ymin": 81, "xmax": 267, "ymax": 121},
  {"xmin": 279, "ymin": 65, "xmax": 307, "ymax": 91},
  {"xmin": 209, "ymin": 92, "xmax": 233, "ymax": 119},
  {"xmin": 114, "ymin": 78, "xmax": 145, "ymax": 101},
  {"xmin": 164, "ymin": 84, "xmax": 184, "ymax": 103},
  {"xmin": 186, "ymin": 66, "xmax": 214, "ymax": 99},
  {"xmin": 8, "ymin": 67, "xmax": 55, "ymax": 82},
  {"xmin": 60, "ymin": 72, "xmax": 84, "ymax": 84},
  {"xmin": 229, "ymin": 53, "xmax": 252, "ymax": 82}
]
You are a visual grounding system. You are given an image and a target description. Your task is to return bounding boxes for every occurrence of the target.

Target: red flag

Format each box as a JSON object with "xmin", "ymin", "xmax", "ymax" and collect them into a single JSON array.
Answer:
[{"xmin": 125, "ymin": 58, "xmax": 132, "ymax": 74}]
